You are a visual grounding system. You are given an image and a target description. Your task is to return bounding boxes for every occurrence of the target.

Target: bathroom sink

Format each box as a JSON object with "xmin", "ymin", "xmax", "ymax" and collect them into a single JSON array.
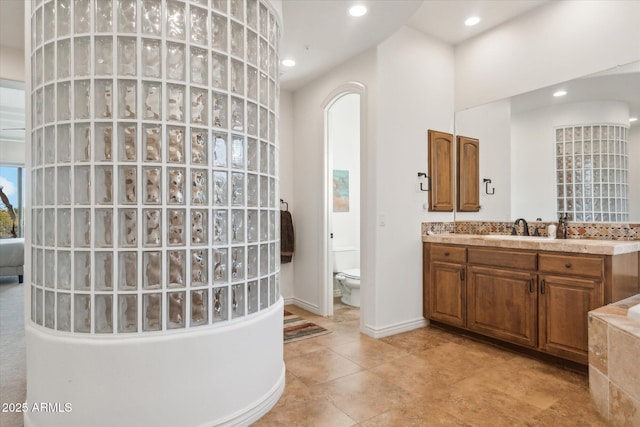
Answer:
[
  {"xmin": 629, "ymin": 304, "xmax": 640, "ymax": 322},
  {"xmin": 483, "ymin": 235, "xmax": 552, "ymax": 242}
]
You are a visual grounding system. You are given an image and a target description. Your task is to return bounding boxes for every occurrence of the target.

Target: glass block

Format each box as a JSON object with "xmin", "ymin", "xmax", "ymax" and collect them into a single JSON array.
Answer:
[
  {"xmin": 231, "ymin": 209, "xmax": 244, "ymax": 243},
  {"xmin": 120, "ymin": 166, "xmax": 137, "ymax": 204},
  {"xmin": 212, "ymin": 91, "xmax": 228, "ymax": 128},
  {"xmin": 167, "ymin": 84, "xmax": 185, "ymax": 122},
  {"xmin": 118, "ymin": 295, "xmax": 138, "ymax": 333},
  {"xmin": 260, "ymin": 243, "xmax": 268, "ymax": 276},
  {"xmin": 95, "ymin": 294, "xmax": 113, "ymax": 333},
  {"xmin": 74, "ymin": 0, "xmax": 91, "ymax": 33},
  {"xmin": 231, "ymin": 247, "xmax": 244, "ymax": 281},
  {"xmin": 44, "ymin": 43, "xmax": 54, "ymax": 83},
  {"xmin": 95, "ymin": 37, "xmax": 113, "ymax": 76},
  {"xmin": 166, "ymin": 0, "xmax": 186, "ymax": 40},
  {"xmin": 143, "ymin": 167, "xmax": 161, "ymax": 204},
  {"xmin": 143, "ymin": 209, "xmax": 161, "ymax": 246},
  {"xmin": 247, "ymin": 246, "xmax": 258, "ymax": 279},
  {"xmin": 247, "ymin": 209, "xmax": 258, "ymax": 242},
  {"xmin": 247, "ymin": 138, "xmax": 258, "ymax": 171},
  {"xmin": 270, "ymin": 275, "xmax": 277, "ymax": 306},
  {"xmin": 44, "ymin": 250, "xmax": 55, "ymax": 288},
  {"xmin": 57, "ymin": 0, "xmax": 71, "ymax": 36},
  {"xmin": 191, "ymin": 88, "xmax": 207, "ymax": 125},
  {"xmin": 74, "ymin": 252, "xmax": 91, "ymax": 291},
  {"xmin": 213, "ymin": 133, "xmax": 227, "ymax": 167},
  {"xmin": 44, "ymin": 166, "xmax": 55, "ymax": 205},
  {"xmin": 95, "ymin": 80, "xmax": 113, "ymax": 119},
  {"xmin": 165, "ymin": 127, "xmax": 186, "ymax": 163},
  {"xmin": 231, "ymin": 172, "xmax": 245, "ymax": 206},
  {"xmin": 191, "ymin": 209, "xmax": 207, "ymax": 244},
  {"xmin": 168, "ymin": 168, "xmax": 186, "ymax": 204},
  {"xmin": 211, "ymin": 13, "xmax": 227, "ymax": 52},
  {"xmin": 142, "ymin": 0, "xmax": 162, "ymax": 35},
  {"xmin": 212, "ymin": 287, "xmax": 228, "ymax": 322},
  {"xmin": 269, "ymin": 110, "xmax": 276, "ymax": 140},
  {"xmin": 168, "ymin": 250, "xmax": 186, "ymax": 288},
  {"xmin": 143, "ymin": 82, "xmax": 162, "ymax": 119},
  {"xmin": 247, "ymin": 0, "xmax": 258, "ymax": 28},
  {"xmin": 74, "ymin": 208, "xmax": 91, "ymax": 247},
  {"xmin": 118, "ymin": 37, "xmax": 137, "ymax": 76},
  {"xmin": 168, "ymin": 291, "xmax": 186, "ymax": 329},
  {"xmin": 74, "ymin": 80, "xmax": 91, "ymax": 120},
  {"xmin": 143, "ymin": 293, "xmax": 162, "ymax": 331},
  {"xmin": 44, "ymin": 208, "xmax": 55, "ymax": 246},
  {"xmin": 213, "ymin": 210, "xmax": 228, "ymax": 244},
  {"xmin": 35, "ymin": 287, "xmax": 43, "ymax": 325},
  {"xmin": 119, "ymin": 251, "xmax": 138, "ymax": 290},
  {"xmin": 34, "ymin": 248, "xmax": 43, "ymax": 287},
  {"xmin": 269, "ymin": 47, "xmax": 277, "ymax": 79},
  {"xmin": 57, "ymin": 293, "xmax": 71, "ymax": 331},
  {"xmin": 259, "ymin": 3, "xmax": 268, "ymax": 37},
  {"xmin": 191, "ymin": 249, "xmax": 208, "ymax": 285},
  {"xmin": 231, "ymin": 135, "xmax": 244, "ymax": 168},
  {"xmin": 247, "ymin": 31, "xmax": 258, "ymax": 66},
  {"xmin": 213, "ymin": 171, "xmax": 228, "ymax": 206},
  {"xmin": 95, "ymin": 123, "xmax": 113, "ymax": 161},
  {"xmin": 260, "ymin": 278, "xmax": 269, "ymax": 310},
  {"xmin": 44, "ymin": 291, "xmax": 56, "ymax": 329},
  {"xmin": 212, "ymin": 0, "xmax": 227, "ymax": 13},
  {"xmin": 57, "ymin": 82, "xmax": 71, "ymax": 121},
  {"xmin": 74, "ymin": 294, "xmax": 91, "ymax": 332},
  {"xmin": 211, "ymin": 53, "xmax": 227, "ymax": 90},
  {"xmin": 74, "ymin": 37, "xmax": 91, "ymax": 76},
  {"xmin": 191, "ymin": 290, "xmax": 208, "ymax": 326},
  {"xmin": 191, "ymin": 47, "xmax": 208, "ymax": 85},
  {"xmin": 143, "ymin": 125, "xmax": 162, "ymax": 162},
  {"xmin": 168, "ymin": 209, "xmax": 186, "ymax": 245},
  {"xmin": 191, "ymin": 129, "xmax": 208, "ymax": 165},
  {"xmin": 120, "ymin": 124, "xmax": 137, "ymax": 161},
  {"xmin": 167, "ymin": 42, "xmax": 185, "ymax": 81},
  {"xmin": 270, "ymin": 242, "xmax": 276, "ymax": 271},
  {"xmin": 213, "ymin": 248, "xmax": 228, "ymax": 282},
  {"xmin": 259, "ymin": 106, "xmax": 268, "ymax": 139},
  {"xmin": 120, "ymin": 208, "xmax": 137, "ymax": 247},
  {"xmin": 231, "ymin": 97, "xmax": 244, "ymax": 131},
  {"xmin": 231, "ymin": 22, "xmax": 244, "ymax": 59},
  {"xmin": 143, "ymin": 251, "xmax": 162, "ymax": 289},
  {"xmin": 259, "ymin": 38, "xmax": 268, "ymax": 72},
  {"xmin": 95, "ymin": 0, "xmax": 113, "ymax": 32},
  {"xmin": 57, "ymin": 208, "xmax": 71, "ymax": 247},
  {"xmin": 142, "ymin": 39, "xmax": 161, "ymax": 78},
  {"xmin": 260, "ymin": 175, "xmax": 268, "ymax": 207},
  {"xmin": 269, "ymin": 210, "xmax": 276, "ymax": 239},
  {"xmin": 35, "ymin": 87, "xmax": 43, "ymax": 126},
  {"xmin": 269, "ymin": 177, "xmax": 276, "ymax": 208},
  {"xmin": 232, "ymin": 284, "xmax": 245, "ymax": 318},
  {"xmin": 191, "ymin": 170, "xmax": 207, "ymax": 205},
  {"xmin": 96, "ymin": 165, "xmax": 114, "ymax": 205},
  {"xmin": 44, "ymin": 84, "xmax": 55, "ymax": 123},
  {"xmin": 118, "ymin": 0, "xmax": 137, "ymax": 33},
  {"xmin": 247, "ymin": 103, "xmax": 258, "ymax": 135},
  {"xmin": 58, "ymin": 124, "xmax": 71, "ymax": 163},
  {"xmin": 190, "ymin": 6, "xmax": 208, "ymax": 45},
  {"xmin": 57, "ymin": 251, "xmax": 71, "ymax": 290},
  {"xmin": 95, "ymin": 209, "xmax": 113, "ymax": 247}
]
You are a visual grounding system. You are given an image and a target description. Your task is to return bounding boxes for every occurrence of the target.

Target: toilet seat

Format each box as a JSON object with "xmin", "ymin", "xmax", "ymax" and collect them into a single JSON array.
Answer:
[{"xmin": 339, "ymin": 268, "xmax": 360, "ymax": 280}]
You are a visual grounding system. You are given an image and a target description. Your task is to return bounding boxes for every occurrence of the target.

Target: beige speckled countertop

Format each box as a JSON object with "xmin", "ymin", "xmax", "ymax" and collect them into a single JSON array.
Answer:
[{"xmin": 422, "ymin": 234, "xmax": 640, "ymax": 255}]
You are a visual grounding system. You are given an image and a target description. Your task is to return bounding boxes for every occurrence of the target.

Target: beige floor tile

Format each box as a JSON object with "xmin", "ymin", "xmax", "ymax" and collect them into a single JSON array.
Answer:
[
  {"xmin": 369, "ymin": 353, "xmax": 451, "ymax": 399},
  {"xmin": 330, "ymin": 335, "xmax": 409, "ymax": 369},
  {"xmin": 285, "ymin": 347, "xmax": 362, "ymax": 386},
  {"xmin": 359, "ymin": 398, "xmax": 473, "ymax": 427},
  {"xmin": 252, "ymin": 397, "xmax": 356, "ymax": 427},
  {"xmin": 379, "ymin": 326, "xmax": 453, "ymax": 353}
]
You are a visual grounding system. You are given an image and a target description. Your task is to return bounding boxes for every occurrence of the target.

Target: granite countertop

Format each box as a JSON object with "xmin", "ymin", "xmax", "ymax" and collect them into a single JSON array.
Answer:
[{"xmin": 421, "ymin": 233, "xmax": 640, "ymax": 255}]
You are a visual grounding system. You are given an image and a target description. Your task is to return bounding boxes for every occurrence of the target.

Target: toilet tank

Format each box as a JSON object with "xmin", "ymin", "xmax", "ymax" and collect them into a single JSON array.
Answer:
[{"xmin": 333, "ymin": 246, "xmax": 358, "ymax": 272}]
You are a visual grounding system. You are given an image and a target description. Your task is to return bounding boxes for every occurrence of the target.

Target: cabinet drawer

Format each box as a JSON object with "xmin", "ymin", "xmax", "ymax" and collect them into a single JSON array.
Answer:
[
  {"xmin": 539, "ymin": 253, "xmax": 604, "ymax": 278},
  {"xmin": 468, "ymin": 248, "xmax": 537, "ymax": 270},
  {"xmin": 430, "ymin": 245, "xmax": 466, "ymax": 263}
]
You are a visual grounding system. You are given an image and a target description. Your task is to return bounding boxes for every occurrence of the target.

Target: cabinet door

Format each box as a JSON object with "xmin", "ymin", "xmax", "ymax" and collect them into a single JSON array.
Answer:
[
  {"xmin": 538, "ymin": 274, "xmax": 604, "ymax": 364},
  {"xmin": 429, "ymin": 261, "xmax": 466, "ymax": 327},
  {"xmin": 428, "ymin": 130, "xmax": 454, "ymax": 212},
  {"xmin": 456, "ymin": 136, "xmax": 480, "ymax": 212},
  {"xmin": 467, "ymin": 266, "xmax": 537, "ymax": 348}
]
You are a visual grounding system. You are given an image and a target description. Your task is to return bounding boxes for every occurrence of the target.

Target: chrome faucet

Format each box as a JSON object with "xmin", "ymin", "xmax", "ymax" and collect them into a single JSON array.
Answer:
[{"xmin": 514, "ymin": 218, "xmax": 530, "ymax": 236}]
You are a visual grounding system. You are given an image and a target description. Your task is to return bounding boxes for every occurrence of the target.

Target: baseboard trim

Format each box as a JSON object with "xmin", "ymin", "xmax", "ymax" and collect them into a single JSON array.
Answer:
[
  {"xmin": 362, "ymin": 317, "xmax": 427, "ymax": 339},
  {"xmin": 288, "ymin": 298, "xmax": 321, "ymax": 315}
]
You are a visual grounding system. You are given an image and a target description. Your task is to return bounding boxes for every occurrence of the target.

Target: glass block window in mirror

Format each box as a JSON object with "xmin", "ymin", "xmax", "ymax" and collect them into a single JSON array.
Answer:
[{"xmin": 555, "ymin": 124, "xmax": 629, "ymax": 222}]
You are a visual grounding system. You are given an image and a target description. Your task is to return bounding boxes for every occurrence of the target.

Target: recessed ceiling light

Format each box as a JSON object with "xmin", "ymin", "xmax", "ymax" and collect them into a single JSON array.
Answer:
[
  {"xmin": 464, "ymin": 16, "xmax": 481, "ymax": 26},
  {"xmin": 282, "ymin": 59, "xmax": 296, "ymax": 67},
  {"xmin": 630, "ymin": 117, "xmax": 638, "ymax": 122},
  {"xmin": 349, "ymin": 5, "xmax": 367, "ymax": 17},
  {"xmin": 553, "ymin": 90, "xmax": 567, "ymax": 97}
]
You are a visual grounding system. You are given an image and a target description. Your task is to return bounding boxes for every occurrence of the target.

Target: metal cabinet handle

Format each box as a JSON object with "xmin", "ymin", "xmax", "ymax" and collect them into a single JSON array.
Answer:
[
  {"xmin": 460, "ymin": 269, "xmax": 465, "ymax": 281},
  {"xmin": 444, "ymin": 252, "xmax": 450, "ymax": 256},
  {"xmin": 565, "ymin": 262, "xmax": 572, "ymax": 268},
  {"xmin": 540, "ymin": 279, "xmax": 546, "ymax": 294},
  {"xmin": 529, "ymin": 279, "xmax": 534, "ymax": 293}
]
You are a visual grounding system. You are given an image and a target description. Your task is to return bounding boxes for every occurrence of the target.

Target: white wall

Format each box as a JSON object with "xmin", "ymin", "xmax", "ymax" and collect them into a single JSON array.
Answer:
[
  {"xmin": 511, "ymin": 101, "xmax": 630, "ymax": 221},
  {"xmin": 278, "ymin": 90, "xmax": 294, "ymax": 301},
  {"xmin": 329, "ymin": 93, "xmax": 360, "ymax": 262},
  {"xmin": 454, "ymin": 100, "xmax": 511, "ymax": 221},
  {"xmin": 455, "ymin": 0, "xmax": 640, "ymax": 110},
  {"xmin": 0, "ymin": 140, "xmax": 25, "ymax": 165},
  {"xmin": 0, "ymin": 45, "xmax": 24, "ymax": 83}
]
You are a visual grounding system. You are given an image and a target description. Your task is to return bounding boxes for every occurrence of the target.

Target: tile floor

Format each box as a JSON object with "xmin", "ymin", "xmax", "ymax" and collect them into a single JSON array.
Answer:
[{"xmin": 253, "ymin": 301, "xmax": 610, "ymax": 426}]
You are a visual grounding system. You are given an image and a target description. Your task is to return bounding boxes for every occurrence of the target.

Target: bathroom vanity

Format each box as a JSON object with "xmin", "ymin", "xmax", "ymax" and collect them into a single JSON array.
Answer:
[{"xmin": 422, "ymin": 234, "xmax": 640, "ymax": 364}]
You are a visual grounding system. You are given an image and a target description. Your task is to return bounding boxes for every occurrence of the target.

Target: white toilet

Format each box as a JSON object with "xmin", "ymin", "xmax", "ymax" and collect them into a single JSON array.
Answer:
[{"xmin": 333, "ymin": 247, "xmax": 361, "ymax": 307}]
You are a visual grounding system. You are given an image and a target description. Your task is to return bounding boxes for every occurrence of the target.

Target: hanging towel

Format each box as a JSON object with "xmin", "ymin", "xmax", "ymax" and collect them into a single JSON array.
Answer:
[{"xmin": 280, "ymin": 209, "xmax": 294, "ymax": 263}]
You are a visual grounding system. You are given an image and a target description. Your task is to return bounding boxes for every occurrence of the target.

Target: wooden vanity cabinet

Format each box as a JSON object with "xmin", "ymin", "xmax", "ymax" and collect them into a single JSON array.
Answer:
[
  {"xmin": 456, "ymin": 136, "xmax": 480, "ymax": 212},
  {"xmin": 428, "ymin": 130, "xmax": 454, "ymax": 212},
  {"xmin": 428, "ymin": 245, "xmax": 466, "ymax": 327}
]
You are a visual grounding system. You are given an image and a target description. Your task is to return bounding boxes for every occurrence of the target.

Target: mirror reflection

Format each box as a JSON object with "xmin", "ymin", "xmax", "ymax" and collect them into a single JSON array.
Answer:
[{"xmin": 454, "ymin": 61, "xmax": 640, "ymax": 223}]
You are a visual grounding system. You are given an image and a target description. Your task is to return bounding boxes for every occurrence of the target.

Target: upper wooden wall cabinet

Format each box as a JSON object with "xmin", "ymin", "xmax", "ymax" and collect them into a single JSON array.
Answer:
[
  {"xmin": 457, "ymin": 136, "xmax": 480, "ymax": 212},
  {"xmin": 428, "ymin": 130, "xmax": 454, "ymax": 212}
]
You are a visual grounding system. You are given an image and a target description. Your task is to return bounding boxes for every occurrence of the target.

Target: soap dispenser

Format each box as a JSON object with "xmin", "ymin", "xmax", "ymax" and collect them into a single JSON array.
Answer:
[{"xmin": 556, "ymin": 213, "xmax": 567, "ymax": 239}]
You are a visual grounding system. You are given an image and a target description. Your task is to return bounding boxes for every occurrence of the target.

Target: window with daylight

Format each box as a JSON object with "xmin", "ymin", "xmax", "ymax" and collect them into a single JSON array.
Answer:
[{"xmin": 0, "ymin": 166, "xmax": 25, "ymax": 238}]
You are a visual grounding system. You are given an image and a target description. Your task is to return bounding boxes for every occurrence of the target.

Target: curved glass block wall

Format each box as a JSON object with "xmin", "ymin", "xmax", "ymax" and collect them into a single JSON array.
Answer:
[
  {"xmin": 29, "ymin": 0, "xmax": 280, "ymax": 333},
  {"xmin": 555, "ymin": 124, "xmax": 629, "ymax": 222}
]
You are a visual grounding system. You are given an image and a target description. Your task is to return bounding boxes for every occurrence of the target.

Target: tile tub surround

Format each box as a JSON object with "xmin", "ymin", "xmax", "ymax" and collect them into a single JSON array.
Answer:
[
  {"xmin": 422, "ymin": 221, "xmax": 640, "ymax": 241},
  {"xmin": 588, "ymin": 295, "xmax": 640, "ymax": 426}
]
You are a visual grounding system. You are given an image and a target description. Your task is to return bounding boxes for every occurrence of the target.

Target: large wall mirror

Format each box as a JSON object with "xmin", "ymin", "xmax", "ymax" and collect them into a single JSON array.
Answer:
[{"xmin": 454, "ymin": 61, "xmax": 640, "ymax": 223}]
